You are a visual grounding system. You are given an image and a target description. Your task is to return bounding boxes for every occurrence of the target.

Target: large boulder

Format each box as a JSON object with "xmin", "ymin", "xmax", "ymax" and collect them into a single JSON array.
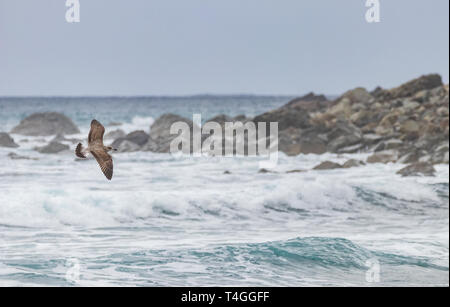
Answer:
[
  {"xmin": 397, "ymin": 162, "xmax": 436, "ymax": 177},
  {"xmin": 400, "ymin": 120, "xmax": 420, "ymax": 136},
  {"xmin": 0, "ymin": 132, "xmax": 19, "ymax": 148},
  {"xmin": 253, "ymin": 108, "xmax": 311, "ymax": 132},
  {"xmin": 338, "ymin": 87, "xmax": 373, "ymax": 105},
  {"xmin": 115, "ymin": 140, "xmax": 141, "ymax": 153},
  {"xmin": 278, "ymin": 127, "xmax": 327, "ymax": 156},
  {"xmin": 11, "ymin": 112, "xmax": 80, "ymax": 136},
  {"xmin": 313, "ymin": 161, "xmax": 343, "ymax": 170},
  {"xmin": 111, "ymin": 130, "xmax": 149, "ymax": 150},
  {"xmin": 284, "ymin": 92, "xmax": 329, "ymax": 112},
  {"xmin": 150, "ymin": 114, "xmax": 194, "ymax": 140},
  {"xmin": 35, "ymin": 141, "xmax": 70, "ymax": 154},
  {"xmin": 123, "ymin": 130, "xmax": 149, "ymax": 146},
  {"xmin": 148, "ymin": 114, "xmax": 198, "ymax": 153},
  {"xmin": 367, "ymin": 150, "xmax": 398, "ymax": 164},
  {"xmin": 104, "ymin": 129, "xmax": 126, "ymax": 140},
  {"xmin": 326, "ymin": 121, "xmax": 363, "ymax": 152},
  {"xmin": 377, "ymin": 74, "xmax": 443, "ymax": 101},
  {"xmin": 253, "ymin": 94, "xmax": 322, "ymax": 133},
  {"xmin": 342, "ymin": 159, "xmax": 366, "ymax": 168}
]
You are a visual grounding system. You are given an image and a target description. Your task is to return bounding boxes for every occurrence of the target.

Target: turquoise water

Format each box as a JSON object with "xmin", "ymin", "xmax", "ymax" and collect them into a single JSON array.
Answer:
[{"xmin": 0, "ymin": 97, "xmax": 448, "ymax": 286}]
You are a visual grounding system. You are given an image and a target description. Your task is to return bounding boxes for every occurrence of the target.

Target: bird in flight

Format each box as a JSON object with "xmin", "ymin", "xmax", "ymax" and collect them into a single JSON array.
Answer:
[{"xmin": 75, "ymin": 119, "xmax": 117, "ymax": 180}]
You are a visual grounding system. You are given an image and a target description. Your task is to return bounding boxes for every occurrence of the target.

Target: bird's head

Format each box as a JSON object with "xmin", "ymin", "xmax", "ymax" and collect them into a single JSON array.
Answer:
[{"xmin": 106, "ymin": 146, "xmax": 118, "ymax": 152}]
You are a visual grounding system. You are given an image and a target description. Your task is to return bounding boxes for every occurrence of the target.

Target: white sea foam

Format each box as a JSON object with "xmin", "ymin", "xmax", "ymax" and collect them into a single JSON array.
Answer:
[
  {"xmin": 0, "ymin": 132, "xmax": 448, "ymax": 286},
  {"xmin": 113, "ymin": 116, "xmax": 155, "ymax": 134}
]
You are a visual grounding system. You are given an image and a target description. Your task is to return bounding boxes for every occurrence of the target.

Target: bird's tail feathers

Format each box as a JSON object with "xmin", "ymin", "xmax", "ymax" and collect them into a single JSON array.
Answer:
[{"xmin": 75, "ymin": 143, "xmax": 87, "ymax": 159}]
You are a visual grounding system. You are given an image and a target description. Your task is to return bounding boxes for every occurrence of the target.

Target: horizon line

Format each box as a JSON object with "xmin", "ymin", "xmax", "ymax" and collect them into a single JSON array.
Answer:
[{"xmin": 0, "ymin": 93, "xmax": 334, "ymax": 99}]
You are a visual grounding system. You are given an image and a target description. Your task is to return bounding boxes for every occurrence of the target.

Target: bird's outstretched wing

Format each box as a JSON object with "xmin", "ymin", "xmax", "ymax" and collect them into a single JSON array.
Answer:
[
  {"xmin": 75, "ymin": 143, "xmax": 87, "ymax": 158},
  {"xmin": 91, "ymin": 148, "xmax": 113, "ymax": 180},
  {"xmin": 88, "ymin": 120, "xmax": 105, "ymax": 145}
]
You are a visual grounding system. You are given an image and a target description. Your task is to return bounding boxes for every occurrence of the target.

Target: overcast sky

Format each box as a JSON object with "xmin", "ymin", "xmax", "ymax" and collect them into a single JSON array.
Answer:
[{"xmin": 0, "ymin": 0, "xmax": 448, "ymax": 96}]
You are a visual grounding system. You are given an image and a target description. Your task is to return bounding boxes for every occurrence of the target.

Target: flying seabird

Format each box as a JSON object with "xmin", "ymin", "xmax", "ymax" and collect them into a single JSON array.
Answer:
[{"xmin": 76, "ymin": 119, "xmax": 117, "ymax": 180}]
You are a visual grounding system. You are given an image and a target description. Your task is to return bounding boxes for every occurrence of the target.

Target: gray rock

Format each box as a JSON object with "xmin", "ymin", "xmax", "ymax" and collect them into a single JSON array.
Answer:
[
  {"xmin": 400, "ymin": 120, "xmax": 420, "ymax": 135},
  {"xmin": 397, "ymin": 162, "xmax": 436, "ymax": 177},
  {"xmin": 337, "ymin": 143, "xmax": 365, "ymax": 154},
  {"xmin": 363, "ymin": 133, "xmax": 384, "ymax": 145},
  {"xmin": 124, "ymin": 130, "xmax": 149, "ymax": 146},
  {"xmin": 206, "ymin": 114, "xmax": 233, "ymax": 127},
  {"xmin": 402, "ymin": 100, "xmax": 421, "ymax": 111},
  {"xmin": 11, "ymin": 112, "xmax": 80, "ymax": 136},
  {"xmin": 253, "ymin": 105, "xmax": 312, "ymax": 132},
  {"xmin": 350, "ymin": 110, "xmax": 373, "ymax": 127},
  {"xmin": 116, "ymin": 140, "xmax": 141, "ymax": 153},
  {"xmin": 313, "ymin": 161, "xmax": 343, "ymax": 170},
  {"xmin": 384, "ymin": 139, "xmax": 404, "ymax": 150},
  {"xmin": 397, "ymin": 149, "xmax": 427, "ymax": 164},
  {"xmin": 435, "ymin": 142, "xmax": 449, "ymax": 153},
  {"xmin": 35, "ymin": 141, "xmax": 70, "ymax": 154},
  {"xmin": 278, "ymin": 128, "xmax": 327, "ymax": 156},
  {"xmin": 286, "ymin": 169, "xmax": 307, "ymax": 174},
  {"xmin": 284, "ymin": 92, "xmax": 329, "ymax": 112},
  {"xmin": 0, "ymin": 132, "xmax": 19, "ymax": 148},
  {"xmin": 111, "ymin": 130, "xmax": 150, "ymax": 149},
  {"xmin": 150, "ymin": 114, "xmax": 194, "ymax": 139},
  {"xmin": 258, "ymin": 168, "xmax": 277, "ymax": 174},
  {"xmin": 141, "ymin": 138, "xmax": 160, "ymax": 152},
  {"xmin": 104, "ymin": 129, "xmax": 126, "ymax": 140},
  {"xmin": 378, "ymin": 74, "xmax": 443, "ymax": 100},
  {"xmin": 8, "ymin": 152, "xmax": 39, "ymax": 160},
  {"xmin": 148, "ymin": 114, "xmax": 198, "ymax": 153},
  {"xmin": 327, "ymin": 121, "xmax": 363, "ymax": 152},
  {"xmin": 367, "ymin": 151, "xmax": 398, "ymax": 164},
  {"xmin": 342, "ymin": 159, "xmax": 366, "ymax": 168},
  {"xmin": 338, "ymin": 87, "xmax": 373, "ymax": 105}
]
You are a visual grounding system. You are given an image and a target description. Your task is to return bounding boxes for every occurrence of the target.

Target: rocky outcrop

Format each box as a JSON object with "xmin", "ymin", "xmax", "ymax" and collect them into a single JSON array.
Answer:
[
  {"xmin": 90, "ymin": 74, "xmax": 448, "ymax": 169},
  {"xmin": 375, "ymin": 74, "xmax": 443, "ymax": 101},
  {"xmin": 327, "ymin": 121, "xmax": 363, "ymax": 152},
  {"xmin": 11, "ymin": 112, "xmax": 80, "ymax": 136},
  {"xmin": 253, "ymin": 107, "xmax": 311, "ymax": 132},
  {"xmin": 109, "ymin": 114, "xmax": 198, "ymax": 154},
  {"xmin": 278, "ymin": 128, "xmax": 327, "ymax": 156},
  {"xmin": 253, "ymin": 93, "xmax": 328, "ymax": 133},
  {"xmin": 397, "ymin": 162, "xmax": 436, "ymax": 177},
  {"xmin": 146, "ymin": 114, "xmax": 198, "ymax": 153},
  {"xmin": 112, "ymin": 130, "xmax": 150, "ymax": 152},
  {"xmin": 115, "ymin": 140, "xmax": 141, "ymax": 153},
  {"xmin": 104, "ymin": 129, "xmax": 125, "ymax": 140},
  {"xmin": 35, "ymin": 141, "xmax": 70, "ymax": 154},
  {"xmin": 313, "ymin": 161, "xmax": 343, "ymax": 170},
  {"xmin": 284, "ymin": 92, "xmax": 329, "ymax": 112},
  {"xmin": 0, "ymin": 132, "xmax": 19, "ymax": 148},
  {"xmin": 273, "ymin": 74, "xmax": 448, "ymax": 164}
]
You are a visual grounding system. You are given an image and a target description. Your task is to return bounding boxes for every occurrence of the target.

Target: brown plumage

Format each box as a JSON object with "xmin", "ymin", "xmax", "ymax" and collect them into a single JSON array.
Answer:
[{"xmin": 76, "ymin": 120, "xmax": 116, "ymax": 180}]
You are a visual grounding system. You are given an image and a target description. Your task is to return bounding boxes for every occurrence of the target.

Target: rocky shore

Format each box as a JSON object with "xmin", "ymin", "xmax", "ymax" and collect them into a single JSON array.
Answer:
[{"xmin": 2, "ymin": 74, "xmax": 448, "ymax": 177}]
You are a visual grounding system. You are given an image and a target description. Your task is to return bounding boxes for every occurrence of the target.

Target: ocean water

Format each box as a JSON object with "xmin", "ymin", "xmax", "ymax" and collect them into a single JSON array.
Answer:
[{"xmin": 0, "ymin": 97, "xmax": 448, "ymax": 287}]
